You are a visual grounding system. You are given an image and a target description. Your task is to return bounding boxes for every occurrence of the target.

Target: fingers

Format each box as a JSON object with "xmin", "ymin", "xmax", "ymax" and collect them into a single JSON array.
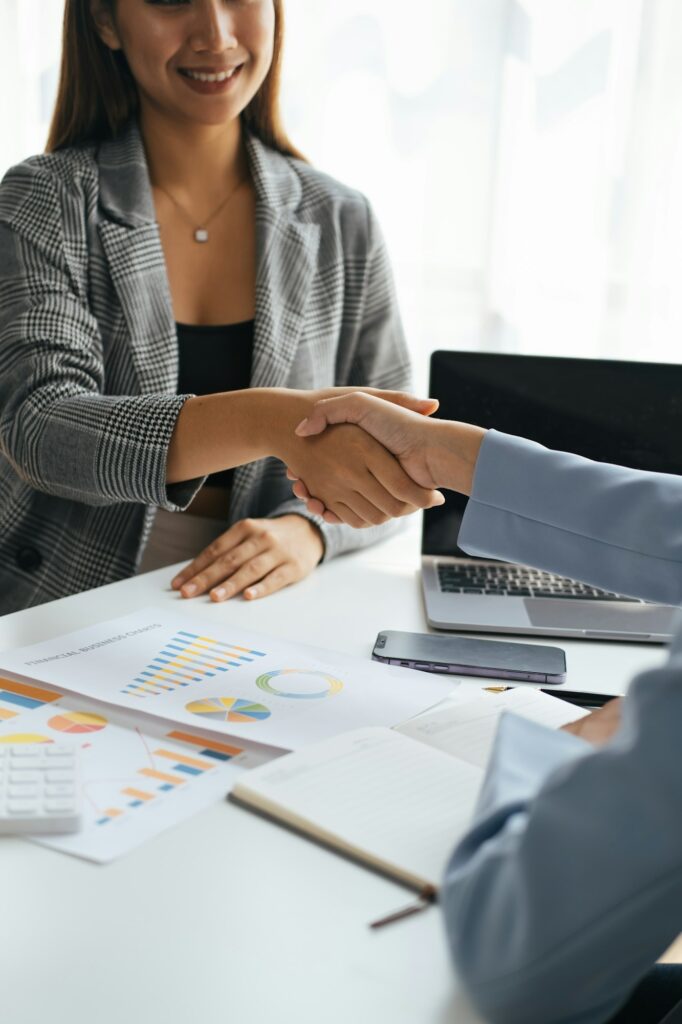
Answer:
[
  {"xmin": 296, "ymin": 391, "xmax": 436, "ymax": 438},
  {"xmin": 242, "ymin": 562, "xmax": 297, "ymax": 601},
  {"xmin": 210, "ymin": 550, "xmax": 282, "ymax": 602},
  {"xmin": 368, "ymin": 453, "xmax": 444, "ymax": 511},
  {"xmin": 170, "ymin": 520, "xmax": 253, "ymax": 595}
]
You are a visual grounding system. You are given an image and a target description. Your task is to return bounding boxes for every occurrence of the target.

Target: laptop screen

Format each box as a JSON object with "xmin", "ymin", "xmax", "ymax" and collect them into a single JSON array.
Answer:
[{"xmin": 422, "ymin": 351, "xmax": 682, "ymax": 558}]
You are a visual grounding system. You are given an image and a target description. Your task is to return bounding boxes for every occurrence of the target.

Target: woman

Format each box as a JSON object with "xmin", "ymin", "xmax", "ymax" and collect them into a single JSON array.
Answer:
[{"xmin": 0, "ymin": 0, "xmax": 440, "ymax": 615}]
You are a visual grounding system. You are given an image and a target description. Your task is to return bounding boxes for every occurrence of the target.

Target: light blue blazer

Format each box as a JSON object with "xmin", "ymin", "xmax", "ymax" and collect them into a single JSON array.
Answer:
[{"xmin": 442, "ymin": 430, "xmax": 682, "ymax": 1024}]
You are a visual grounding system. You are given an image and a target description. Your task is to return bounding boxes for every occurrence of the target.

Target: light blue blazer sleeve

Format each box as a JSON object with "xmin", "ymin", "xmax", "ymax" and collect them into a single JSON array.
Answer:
[
  {"xmin": 442, "ymin": 632, "xmax": 682, "ymax": 1024},
  {"xmin": 443, "ymin": 431, "xmax": 682, "ymax": 1023},
  {"xmin": 458, "ymin": 430, "xmax": 682, "ymax": 605}
]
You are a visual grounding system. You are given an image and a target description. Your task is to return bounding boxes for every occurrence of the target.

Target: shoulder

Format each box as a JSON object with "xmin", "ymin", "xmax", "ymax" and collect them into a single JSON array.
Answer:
[
  {"xmin": 0, "ymin": 143, "xmax": 98, "ymax": 241},
  {"xmin": 288, "ymin": 158, "xmax": 380, "ymax": 248},
  {"xmin": 248, "ymin": 136, "xmax": 380, "ymax": 252}
]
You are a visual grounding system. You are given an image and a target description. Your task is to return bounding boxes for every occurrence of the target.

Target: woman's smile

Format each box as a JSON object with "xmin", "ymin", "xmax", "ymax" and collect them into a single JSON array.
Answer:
[{"xmin": 177, "ymin": 63, "xmax": 245, "ymax": 94}]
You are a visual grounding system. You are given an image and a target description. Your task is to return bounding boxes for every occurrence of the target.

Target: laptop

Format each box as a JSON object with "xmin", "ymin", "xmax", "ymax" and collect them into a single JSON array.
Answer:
[{"xmin": 422, "ymin": 351, "xmax": 681, "ymax": 643}]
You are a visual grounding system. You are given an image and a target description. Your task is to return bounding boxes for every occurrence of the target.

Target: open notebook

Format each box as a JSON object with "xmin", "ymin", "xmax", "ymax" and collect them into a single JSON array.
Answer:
[{"xmin": 230, "ymin": 688, "xmax": 588, "ymax": 895}]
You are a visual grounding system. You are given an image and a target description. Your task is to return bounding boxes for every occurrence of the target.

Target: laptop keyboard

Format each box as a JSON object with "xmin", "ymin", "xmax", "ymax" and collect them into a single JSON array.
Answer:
[{"xmin": 437, "ymin": 563, "xmax": 640, "ymax": 602}]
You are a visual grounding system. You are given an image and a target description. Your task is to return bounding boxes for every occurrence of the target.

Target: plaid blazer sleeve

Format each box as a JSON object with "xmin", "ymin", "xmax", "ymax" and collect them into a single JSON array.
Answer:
[
  {"xmin": 265, "ymin": 199, "xmax": 413, "ymax": 561},
  {"xmin": 0, "ymin": 162, "xmax": 200, "ymax": 511}
]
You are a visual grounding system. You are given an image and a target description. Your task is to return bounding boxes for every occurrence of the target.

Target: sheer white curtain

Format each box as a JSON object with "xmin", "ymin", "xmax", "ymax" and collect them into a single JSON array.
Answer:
[
  {"xmin": 487, "ymin": 0, "xmax": 682, "ymax": 364},
  {"xmin": 2, "ymin": 0, "xmax": 681, "ymax": 379}
]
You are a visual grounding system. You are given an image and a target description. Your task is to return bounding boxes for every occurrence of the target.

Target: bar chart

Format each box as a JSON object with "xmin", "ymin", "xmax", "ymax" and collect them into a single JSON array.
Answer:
[
  {"xmin": 122, "ymin": 630, "xmax": 267, "ymax": 699},
  {"xmin": 94, "ymin": 730, "xmax": 244, "ymax": 826}
]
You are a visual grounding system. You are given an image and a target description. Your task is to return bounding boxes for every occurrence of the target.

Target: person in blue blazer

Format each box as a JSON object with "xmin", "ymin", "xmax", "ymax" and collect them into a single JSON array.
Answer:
[{"xmin": 289, "ymin": 391, "xmax": 682, "ymax": 1024}]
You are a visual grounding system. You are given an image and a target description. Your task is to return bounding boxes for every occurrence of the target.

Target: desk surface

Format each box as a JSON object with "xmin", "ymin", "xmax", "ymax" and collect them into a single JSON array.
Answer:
[{"xmin": 0, "ymin": 523, "xmax": 665, "ymax": 1024}]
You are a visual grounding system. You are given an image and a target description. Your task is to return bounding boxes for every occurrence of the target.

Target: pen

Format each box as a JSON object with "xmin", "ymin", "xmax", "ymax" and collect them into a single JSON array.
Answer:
[
  {"xmin": 540, "ymin": 688, "xmax": 623, "ymax": 709},
  {"xmin": 369, "ymin": 887, "xmax": 436, "ymax": 930}
]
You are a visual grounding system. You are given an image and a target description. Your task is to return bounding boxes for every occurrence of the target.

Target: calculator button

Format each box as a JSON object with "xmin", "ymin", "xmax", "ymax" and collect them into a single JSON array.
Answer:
[
  {"xmin": 7, "ymin": 800, "xmax": 38, "ymax": 815},
  {"xmin": 8, "ymin": 785, "xmax": 39, "ymax": 799},
  {"xmin": 45, "ymin": 770, "xmax": 75, "ymax": 783},
  {"xmin": 9, "ymin": 771, "xmax": 41, "ymax": 785},
  {"xmin": 10, "ymin": 747, "xmax": 41, "ymax": 758},
  {"xmin": 46, "ymin": 747, "xmax": 75, "ymax": 758},
  {"xmin": 45, "ymin": 784, "xmax": 75, "ymax": 798},
  {"xmin": 44, "ymin": 799, "xmax": 77, "ymax": 814}
]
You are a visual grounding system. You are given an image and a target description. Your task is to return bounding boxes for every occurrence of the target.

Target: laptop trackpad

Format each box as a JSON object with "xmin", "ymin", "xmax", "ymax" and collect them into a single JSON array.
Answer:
[{"xmin": 526, "ymin": 599, "xmax": 678, "ymax": 636}]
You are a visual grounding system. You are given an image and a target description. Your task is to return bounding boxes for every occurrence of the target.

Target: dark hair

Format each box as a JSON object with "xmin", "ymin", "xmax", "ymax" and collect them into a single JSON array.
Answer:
[{"xmin": 46, "ymin": 0, "xmax": 304, "ymax": 159}]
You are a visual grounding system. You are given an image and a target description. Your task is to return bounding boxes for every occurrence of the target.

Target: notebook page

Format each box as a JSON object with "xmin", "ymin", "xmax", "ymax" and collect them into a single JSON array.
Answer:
[
  {"xmin": 233, "ymin": 727, "xmax": 483, "ymax": 889},
  {"xmin": 397, "ymin": 687, "xmax": 588, "ymax": 769}
]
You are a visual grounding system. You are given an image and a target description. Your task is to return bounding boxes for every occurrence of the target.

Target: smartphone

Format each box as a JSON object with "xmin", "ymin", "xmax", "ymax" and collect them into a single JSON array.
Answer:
[{"xmin": 372, "ymin": 630, "xmax": 566, "ymax": 684}]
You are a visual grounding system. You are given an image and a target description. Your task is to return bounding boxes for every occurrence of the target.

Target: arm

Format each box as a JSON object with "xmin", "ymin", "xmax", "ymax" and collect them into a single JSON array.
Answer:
[
  {"xmin": 442, "ymin": 631, "xmax": 682, "ymax": 1024},
  {"xmin": 460, "ymin": 430, "xmax": 682, "ymax": 606},
  {"xmin": 0, "ymin": 167, "xmax": 437, "ymax": 519},
  {"xmin": 293, "ymin": 394, "xmax": 682, "ymax": 604},
  {"xmin": 0, "ymin": 205, "xmax": 199, "ymax": 512}
]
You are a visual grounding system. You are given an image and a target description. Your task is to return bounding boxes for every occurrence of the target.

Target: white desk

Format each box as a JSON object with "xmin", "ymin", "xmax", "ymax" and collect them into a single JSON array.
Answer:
[{"xmin": 0, "ymin": 523, "xmax": 665, "ymax": 1024}]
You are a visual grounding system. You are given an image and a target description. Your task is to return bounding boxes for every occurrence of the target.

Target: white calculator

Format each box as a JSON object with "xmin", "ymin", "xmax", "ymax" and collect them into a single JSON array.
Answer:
[{"xmin": 0, "ymin": 743, "xmax": 82, "ymax": 834}]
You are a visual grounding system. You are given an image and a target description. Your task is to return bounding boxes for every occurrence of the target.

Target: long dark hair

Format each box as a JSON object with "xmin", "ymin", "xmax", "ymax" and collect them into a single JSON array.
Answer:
[{"xmin": 46, "ymin": 0, "xmax": 304, "ymax": 159}]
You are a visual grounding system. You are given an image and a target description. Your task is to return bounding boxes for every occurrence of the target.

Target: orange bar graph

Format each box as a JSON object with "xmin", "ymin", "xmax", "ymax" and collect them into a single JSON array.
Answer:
[
  {"xmin": 155, "ymin": 748, "xmax": 213, "ymax": 770},
  {"xmin": 123, "ymin": 788, "xmax": 154, "ymax": 802},
  {"xmin": 139, "ymin": 767, "xmax": 185, "ymax": 785},
  {"xmin": 105, "ymin": 808, "xmax": 123, "ymax": 818},
  {"xmin": 168, "ymin": 731, "xmax": 243, "ymax": 757},
  {"xmin": 0, "ymin": 677, "xmax": 62, "ymax": 703},
  {"xmin": 0, "ymin": 707, "xmax": 17, "ymax": 721}
]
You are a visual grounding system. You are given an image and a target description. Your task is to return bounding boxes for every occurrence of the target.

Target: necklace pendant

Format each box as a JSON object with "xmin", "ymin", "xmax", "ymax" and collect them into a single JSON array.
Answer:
[{"xmin": 194, "ymin": 228, "xmax": 209, "ymax": 243}]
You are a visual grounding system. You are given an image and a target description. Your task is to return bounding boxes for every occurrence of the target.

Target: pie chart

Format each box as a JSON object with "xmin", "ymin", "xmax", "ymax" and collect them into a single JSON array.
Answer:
[
  {"xmin": 48, "ymin": 711, "xmax": 108, "ymax": 735},
  {"xmin": 185, "ymin": 697, "xmax": 271, "ymax": 724}
]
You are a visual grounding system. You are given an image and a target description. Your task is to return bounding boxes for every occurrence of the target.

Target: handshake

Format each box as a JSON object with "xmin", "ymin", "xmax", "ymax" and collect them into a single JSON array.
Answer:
[{"xmin": 283, "ymin": 390, "xmax": 487, "ymax": 528}]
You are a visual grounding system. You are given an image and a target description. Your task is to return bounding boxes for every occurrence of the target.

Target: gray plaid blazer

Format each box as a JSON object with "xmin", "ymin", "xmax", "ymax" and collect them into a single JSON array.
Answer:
[{"xmin": 0, "ymin": 121, "xmax": 411, "ymax": 614}]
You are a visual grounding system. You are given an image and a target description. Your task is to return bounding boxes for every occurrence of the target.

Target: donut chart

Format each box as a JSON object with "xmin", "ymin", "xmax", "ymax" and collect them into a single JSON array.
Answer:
[
  {"xmin": 185, "ymin": 697, "xmax": 271, "ymax": 724},
  {"xmin": 255, "ymin": 669, "xmax": 344, "ymax": 700},
  {"xmin": 48, "ymin": 711, "xmax": 108, "ymax": 735}
]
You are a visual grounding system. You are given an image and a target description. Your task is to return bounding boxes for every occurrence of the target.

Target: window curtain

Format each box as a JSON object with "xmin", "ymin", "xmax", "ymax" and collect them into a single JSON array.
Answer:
[{"xmin": 2, "ymin": 0, "xmax": 681, "ymax": 376}]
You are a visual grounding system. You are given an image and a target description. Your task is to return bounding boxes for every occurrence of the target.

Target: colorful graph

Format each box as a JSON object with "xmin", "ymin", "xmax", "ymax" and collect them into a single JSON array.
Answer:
[
  {"xmin": 0, "ymin": 677, "xmax": 62, "ymax": 713},
  {"xmin": 123, "ymin": 630, "xmax": 267, "ymax": 698},
  {"xmin": 255, "ymin": 669, "xmax": 344, "ymax": 700},
  {"xmin": 185, "ymin": 696, "xmax": 271, "ymax": 724},
  {"xmin": 48, "ymin": 711, "xmax": 108, "ymax": 735},
  {"xmin": 0, "ymin": 733, "xmax": 52, "ymax": 744},
  {"xmin": 167, "ymin": 730, "xmax": 243, "ymax": 762},
  {"xmin": 95, "ymin": 737, "xmax": 221, "ymax": 825}
]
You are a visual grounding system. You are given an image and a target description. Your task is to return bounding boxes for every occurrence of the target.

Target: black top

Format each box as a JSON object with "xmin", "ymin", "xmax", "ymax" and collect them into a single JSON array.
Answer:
[{"xmin": 177, "ymin": 320, "xmax": 254, "ymax": 489}]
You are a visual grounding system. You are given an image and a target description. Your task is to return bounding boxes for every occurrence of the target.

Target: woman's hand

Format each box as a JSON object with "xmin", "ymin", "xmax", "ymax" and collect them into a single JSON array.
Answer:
[
  {"xmin": 271, "ymin": 389, "xmax": 445, "ymax": 529},
  {"xmin": 285, "ymin": 392, "xmax": 486, "ymax": 525},
  {"xmin": 170, "ymin": 515, "xmax": 324, "ymax": 602}
]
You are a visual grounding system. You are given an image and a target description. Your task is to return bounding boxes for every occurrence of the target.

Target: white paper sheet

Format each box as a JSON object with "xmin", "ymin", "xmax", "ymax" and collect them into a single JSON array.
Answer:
[
  {"xmin": 0, "ymin": 608, "xmax": 455, "ymax": 752},
  {"xmin": 0, "ymin": 681, "xmax": 271, "ymax": 862},
  {"xmin": 397, "ymin": 686, "xmax": 589, "ymax": 768}
]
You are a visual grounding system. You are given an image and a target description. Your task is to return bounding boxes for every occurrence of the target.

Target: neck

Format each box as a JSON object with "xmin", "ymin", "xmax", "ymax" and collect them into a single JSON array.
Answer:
[{"xmin": 140, "ymin": 102, "xmax": 248, "ymax": 204}]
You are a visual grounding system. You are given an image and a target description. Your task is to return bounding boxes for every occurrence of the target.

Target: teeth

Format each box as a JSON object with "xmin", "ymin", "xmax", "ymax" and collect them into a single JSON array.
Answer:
[{"xmin": 184, "ymin": 67, "xmax": 238, "ymax": 83}]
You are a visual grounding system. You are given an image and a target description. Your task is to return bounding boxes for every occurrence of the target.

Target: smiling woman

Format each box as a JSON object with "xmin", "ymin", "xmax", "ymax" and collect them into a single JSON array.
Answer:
[{"xmin": 0, "ymin": 0, "xmax": 441, "ymax": 615}]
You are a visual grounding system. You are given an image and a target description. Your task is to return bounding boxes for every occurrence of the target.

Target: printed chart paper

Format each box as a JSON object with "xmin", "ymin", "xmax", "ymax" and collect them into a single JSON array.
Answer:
[
  {"xmin": 0, "ymin": 676, "xmax": 270, "ymax": 863},
  {"xmin": 0, "ymin": 608, "xmax": 455, "ymax": 751}
]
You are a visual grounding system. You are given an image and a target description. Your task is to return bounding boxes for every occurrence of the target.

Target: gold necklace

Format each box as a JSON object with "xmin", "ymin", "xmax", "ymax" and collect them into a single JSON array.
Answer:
[{"xmin": 154, "ymin": 175, "xmax": 246, "ymax": 243}]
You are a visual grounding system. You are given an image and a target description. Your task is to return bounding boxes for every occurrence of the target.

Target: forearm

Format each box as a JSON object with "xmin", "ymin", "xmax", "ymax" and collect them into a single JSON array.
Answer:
[
  {"xmin": 443, "ymin": 641, "xmax": 682, "ymax": 1024},
  {"xmin": 460, "ymin": 430, "xmax": 682, "ymax": 604},
  {"xmin": 167, "ymin": 388, "xmax": 313, "ymax": 484},
  {"xmin": 427, "ymin": 420, "xmax": 487, "ymax": 494}
]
